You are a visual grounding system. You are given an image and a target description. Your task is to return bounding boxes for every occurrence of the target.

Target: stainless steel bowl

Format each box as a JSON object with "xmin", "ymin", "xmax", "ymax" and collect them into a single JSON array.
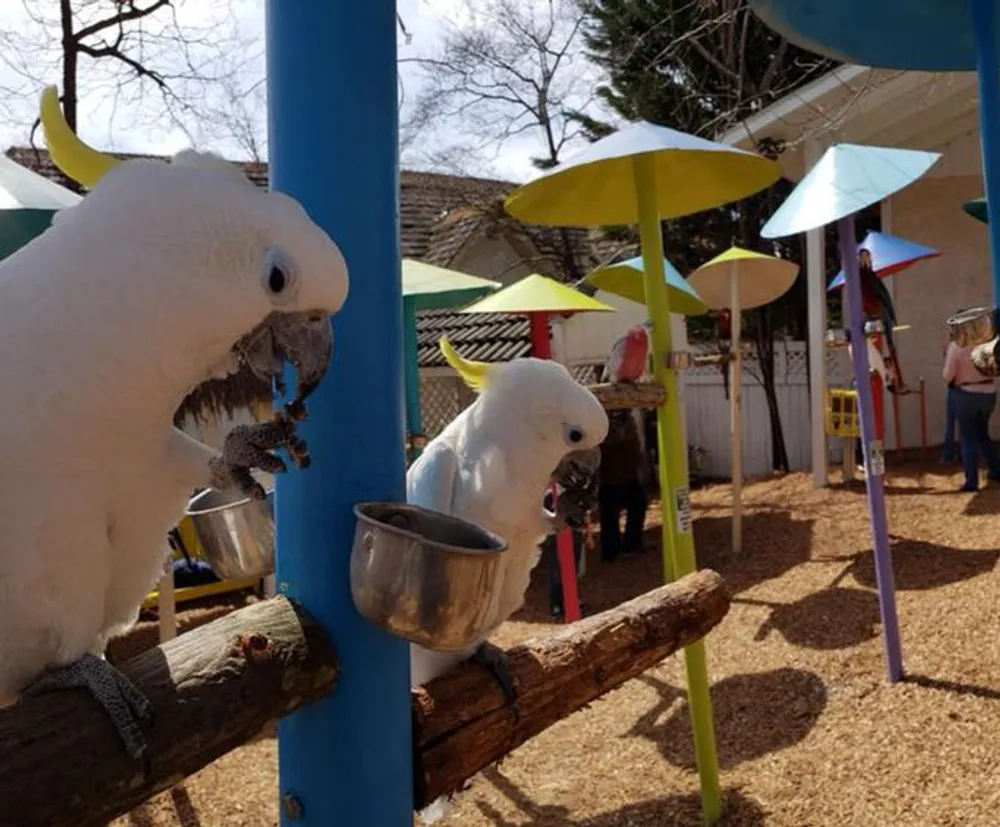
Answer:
[
  {"xmin": 946, "ymin": 306, "xmax": 995, "ymax": 348},
  {"xmin": 350, "ymin": 501, "xmax": 509, "ymax": 653},
  {"xmin": 184, "ymin": 487, "xmax": 275, "ymax": 579}
]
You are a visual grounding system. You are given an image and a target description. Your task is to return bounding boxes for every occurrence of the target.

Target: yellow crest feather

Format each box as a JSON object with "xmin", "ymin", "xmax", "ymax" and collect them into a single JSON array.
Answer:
[
  {"xmin": 40, "ymin": 85, "xmax": 122, "ymax": 190},
  {"xmin": 439, "ymin": 335, "xmax": 491, "ymax": 391}
]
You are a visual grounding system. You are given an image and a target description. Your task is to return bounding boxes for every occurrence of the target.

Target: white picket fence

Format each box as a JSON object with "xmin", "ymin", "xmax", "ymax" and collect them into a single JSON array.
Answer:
[{"xmin": 418, "ymin": 340, "xmax": 849, "ymax": 481}]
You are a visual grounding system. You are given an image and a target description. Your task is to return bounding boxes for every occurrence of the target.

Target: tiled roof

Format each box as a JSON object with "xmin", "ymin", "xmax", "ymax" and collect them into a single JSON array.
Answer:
[
  {"xmin": 6, "ymin": 145, "xmax": 606, "ymax": 367},
  {"xmin": 417, "ymin": 308, "xmax": 532, "ymax": 367}
]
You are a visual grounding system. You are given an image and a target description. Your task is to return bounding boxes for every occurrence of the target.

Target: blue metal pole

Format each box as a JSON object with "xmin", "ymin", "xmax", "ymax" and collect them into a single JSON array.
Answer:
[
  {"xmin": 971, "ymin": 0, "xmax": 1000, "ymax": 304},
  {"xmin": 266, "ymin": 4, "xmax": 412, "ymax": 827}
]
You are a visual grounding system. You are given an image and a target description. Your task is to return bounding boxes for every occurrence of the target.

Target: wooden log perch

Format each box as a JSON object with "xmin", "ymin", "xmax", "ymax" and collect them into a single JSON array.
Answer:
[
  {"xmin": 412, "ymin": 568, "xmax": 730, "ymax": 808},
  {"xmin": 587, "ymin": 380, "xmax": 666, "ymax": 410},
  {"xmin": 0, "ymin": 596, "xmax": 338, "ymax": 827},
  {"xmin": 692, "ymin": 353, "xmax": 730, "ymax": 367}
]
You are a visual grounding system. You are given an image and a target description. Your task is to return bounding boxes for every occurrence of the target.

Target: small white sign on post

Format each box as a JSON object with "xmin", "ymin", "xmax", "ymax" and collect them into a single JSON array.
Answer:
[
  {"xmin": 867, "ymin": 440, "xmax": 886, "ymax": 478},
  {"xmin": 675, "ymin": 486, "xmax": 693, "ymax": 534}
]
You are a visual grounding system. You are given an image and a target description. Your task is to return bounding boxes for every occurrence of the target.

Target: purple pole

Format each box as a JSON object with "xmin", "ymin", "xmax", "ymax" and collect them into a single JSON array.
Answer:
[{"xmin": 837, "ymin": 214, "xmax": 904, "ymax": 683}]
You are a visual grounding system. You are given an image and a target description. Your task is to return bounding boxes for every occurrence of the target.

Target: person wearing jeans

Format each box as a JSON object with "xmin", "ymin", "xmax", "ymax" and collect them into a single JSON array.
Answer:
[
  {"xmin": 942, "ymin": 382, "xmax": 959, "ymax": 462},
  {"xmin": 942, "ymin": 338, "xmax": 1000, "ymax": 491}
]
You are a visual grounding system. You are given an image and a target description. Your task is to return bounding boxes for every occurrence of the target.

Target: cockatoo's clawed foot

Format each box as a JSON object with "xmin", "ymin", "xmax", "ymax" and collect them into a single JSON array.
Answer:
[
  {"xmin": 472, "ymin": 642, "xmax": 519, "ymax": 722},
  {"xmin": 211, "ymin": 418, "xmax": 306, "ymax": 496},
  {"xmin": 23, "ymin": 653, "xmax": 154, "ymax": 776}
]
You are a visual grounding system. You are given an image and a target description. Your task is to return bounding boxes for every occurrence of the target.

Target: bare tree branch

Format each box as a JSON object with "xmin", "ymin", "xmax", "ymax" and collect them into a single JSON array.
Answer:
[
  {"xmin": 401, "ymin": 0, "xmax": 601, "ymax": 174},
  {"xmin": 0, "ymin": 0, "xmax": 261, "ymax": 156}
]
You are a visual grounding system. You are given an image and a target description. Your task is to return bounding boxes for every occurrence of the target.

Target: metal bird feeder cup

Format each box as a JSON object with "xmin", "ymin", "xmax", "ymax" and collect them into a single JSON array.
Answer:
[
  {"xmin": 350, "ymin": 501, "xmax": 509, "ymax": 652},
  {"xmin": 185, "ymin": 487, "xmax": 275, "ymax": 579}
]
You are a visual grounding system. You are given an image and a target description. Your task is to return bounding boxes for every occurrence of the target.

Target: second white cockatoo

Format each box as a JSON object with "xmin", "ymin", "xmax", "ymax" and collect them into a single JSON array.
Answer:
[
  {"xmin": 0, "ymin": 86, "xmax": 349, "ymax": 773},
  {"xmin": 407, "ymin": 337, "xmax": 609, "ymax": 704}
]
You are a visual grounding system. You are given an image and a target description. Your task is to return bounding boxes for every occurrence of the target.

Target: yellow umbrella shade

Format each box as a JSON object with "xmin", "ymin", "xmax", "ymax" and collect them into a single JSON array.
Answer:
[
  {"xmin": 584, "ymin": 256, "xmax": 708, "ymax": 317},
  {"xmin": 504, "ymin": 120, "xmax": 781, "ymax": 227},
  {"xmin": 402, "ymin": 259, "xmax": 500, "ymax": 305},
  {"xmin": 461, "ymin": 273, "xmax": 615, "ymax": 315},
  {"xmin": 688, "ymin": 246, "xmax": 800, "ymax": 311}
]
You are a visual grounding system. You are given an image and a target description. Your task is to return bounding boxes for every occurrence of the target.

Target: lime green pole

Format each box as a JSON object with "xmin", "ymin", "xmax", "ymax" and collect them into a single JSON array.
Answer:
[{"xmin": 633, "ymin": 154, "xmax": 722, "ymax": 825}]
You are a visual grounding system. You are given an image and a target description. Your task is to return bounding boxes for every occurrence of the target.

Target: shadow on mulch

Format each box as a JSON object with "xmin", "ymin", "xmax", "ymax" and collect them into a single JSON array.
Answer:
[
  {"xmin": 847, "ymin": 537, "xmax": 999, "ymax": 591},
  {"xmin": 476, "ymin": 766, "xmax": 766, "ymax": 826},
  {"xmin": 963, "ymin": 486, "xmax": 1000, "ymax": 516},
  {"xmin": 515, "ymin": 510, "xmax": 815, "ymax": 626},
  {"xmin": 826, "ymin": 478, "xmax": 939, "ymax": 497},
  {"xmin": 127, "ymin": 786, "xmax": 201, "ymax": 827},
  {"xmin": 693, "ymin": 510, "xmax": 815, "ymax": 594},
  {"xmin": 744, "ymin": 587, "xmax": 881, "ymax": 651},
  {"xmin": 734, "ymin": 536, "xmax": 995, "ymax": 651},
  {"xmin": 629, "ymin": 668, "xmax": 826, "ymax": 772},
  {"xmin": 903, "ymin": 673, "xmax": 1000, "ymax": 701}
]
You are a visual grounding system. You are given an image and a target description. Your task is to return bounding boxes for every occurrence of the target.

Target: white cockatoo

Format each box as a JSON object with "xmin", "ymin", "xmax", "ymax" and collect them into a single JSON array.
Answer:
[
  {"xmin": 0, "ymin": 86, "xmax": 349, "ymax": 773},
  {"xmin": 407, "ymin": 336, "xmax": 609, "ymax": 699}
]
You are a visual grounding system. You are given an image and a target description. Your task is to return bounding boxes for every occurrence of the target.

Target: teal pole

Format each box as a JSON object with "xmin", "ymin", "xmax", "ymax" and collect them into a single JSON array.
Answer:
[{"xmin": 403, "ymin": 296, "xmax": 424, "ymax": 462}]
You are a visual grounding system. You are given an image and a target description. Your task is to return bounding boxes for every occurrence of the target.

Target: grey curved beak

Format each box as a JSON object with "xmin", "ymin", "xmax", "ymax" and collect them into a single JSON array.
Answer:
[{"xmin": 236, "ymin": 310, "xmax": 333, "ymax": 409}]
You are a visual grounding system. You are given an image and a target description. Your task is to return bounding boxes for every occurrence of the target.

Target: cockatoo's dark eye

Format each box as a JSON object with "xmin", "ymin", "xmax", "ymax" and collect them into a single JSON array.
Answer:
[
  {"xmin": 268, "ymin": 266, "xmax": 287, "ymax": 294},
  {"xmin": 262, "ymin": 247, "xmax": 298, "ymax": 303},
  {"xmin": 566, "ymin": 426, "xmax": 584, "ymax": 445}
]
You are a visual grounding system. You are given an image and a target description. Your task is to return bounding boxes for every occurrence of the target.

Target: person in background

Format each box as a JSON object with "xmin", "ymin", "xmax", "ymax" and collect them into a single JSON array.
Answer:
[
  {"xmin": 942, "ymin": 326, "xmax": 1000, "ymax": 491},
  {"xmin": 598, "ymin": 408, "xmax": 649, "ymax": 562}
]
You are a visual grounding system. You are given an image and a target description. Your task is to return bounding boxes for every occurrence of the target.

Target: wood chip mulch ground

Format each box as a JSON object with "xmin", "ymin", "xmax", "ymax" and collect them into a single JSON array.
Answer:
[{"xmin": 111, "ymin": 453, "xmax": 1000, "ymax": 827}]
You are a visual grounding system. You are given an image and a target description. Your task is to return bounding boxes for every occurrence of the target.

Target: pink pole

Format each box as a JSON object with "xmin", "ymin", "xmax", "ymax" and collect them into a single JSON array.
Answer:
[{"xmin": 528, "ymin": 313, "xmax": 581, "ymax": 622}]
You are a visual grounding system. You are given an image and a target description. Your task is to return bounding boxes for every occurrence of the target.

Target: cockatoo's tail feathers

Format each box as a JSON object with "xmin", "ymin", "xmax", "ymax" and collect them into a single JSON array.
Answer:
[
  {"xmin": 440, "ymin": 335, "xmax": 491, "ymax": 392},
  {"xmin": 40, "ymin": 85, "xmax": 122, "ymax": 190}
]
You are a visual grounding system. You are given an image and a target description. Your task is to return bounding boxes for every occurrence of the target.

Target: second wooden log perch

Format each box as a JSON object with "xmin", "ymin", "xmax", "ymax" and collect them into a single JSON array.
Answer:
[
  {"xmin": 0, "ymin": 596, "xmax": 338, "ymax": 827},
  {"xmin": 412, "ymin": 568, "xmax": 731, "ymax": 808},
  {"xmin": 588, "ymin": 380, "xmax": 666, "ymax": 410}
]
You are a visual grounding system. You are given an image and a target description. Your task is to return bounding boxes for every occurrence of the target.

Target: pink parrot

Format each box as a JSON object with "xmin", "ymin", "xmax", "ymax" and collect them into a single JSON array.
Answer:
[{"xmin": 602, "ymin": 321, "xmax": 653, "ymax": 383}]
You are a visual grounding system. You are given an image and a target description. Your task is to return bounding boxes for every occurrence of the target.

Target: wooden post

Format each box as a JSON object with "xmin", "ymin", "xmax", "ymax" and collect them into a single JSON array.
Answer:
[
  {"xmin": 891, "ymin": 387, "xmax": 902, "ymax": 451},
  {"xmin": 919, "ymin": 377, "xmax": 928, "ymax": 449},
  {"xmin": 805, "ymin": 139, "xmax": 829, "ymax": 488},
  {"xmin": 843, "ymin": 436, "xmax": 856, "ymax": 481},
  {"xmin": 729, "ymin": 274, "xmax": 743, "ymax": 554},
  {"xmin": 157, "ymin": 561, "xmax": 176, "ymax": 644}
]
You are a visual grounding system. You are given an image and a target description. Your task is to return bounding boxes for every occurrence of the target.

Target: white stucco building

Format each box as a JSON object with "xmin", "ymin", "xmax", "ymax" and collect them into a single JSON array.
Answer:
[{"xmin": 721, "ymin": 65, "xmax": 987, "ymax": 485}]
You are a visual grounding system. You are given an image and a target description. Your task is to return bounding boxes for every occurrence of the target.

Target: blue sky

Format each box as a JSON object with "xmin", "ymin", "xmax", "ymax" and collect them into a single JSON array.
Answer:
[{"xmin": 0, "ymin": 0, "xmax": 599, "ymax": 183}]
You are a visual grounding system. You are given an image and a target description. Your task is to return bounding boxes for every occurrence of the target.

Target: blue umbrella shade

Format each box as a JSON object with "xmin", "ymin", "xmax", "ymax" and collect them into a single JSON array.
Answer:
[
  {"xmin": 751, "ymin": 0, "xmax": 993, "ymax": 72},
  {"xmin": 584, "ymin": 255, "xmax": 708, "ymax": 316},
  {"xmin": 827, "ymin": 231, "xmax": 940, "ymax": 291},
  {"xmin": 761, "ymin": 143, "xmax": 941, "ymax": 240}
]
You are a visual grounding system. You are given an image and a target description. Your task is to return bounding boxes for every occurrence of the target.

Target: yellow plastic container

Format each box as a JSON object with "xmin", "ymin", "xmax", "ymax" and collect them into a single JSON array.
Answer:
[
  {"xmin": 825, "ymin": 388, "xmax": 860, "ymax": 438},
  {"xmin": 144, "ymin": 515, "xmax": 262, "ymax": 610}
]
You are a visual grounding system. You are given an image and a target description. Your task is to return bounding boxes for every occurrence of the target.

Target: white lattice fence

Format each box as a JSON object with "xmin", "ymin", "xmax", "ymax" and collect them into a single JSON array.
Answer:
[
  {"xmin": 419, "ymin": 372, "xmax": 475, "ymax": 438},
  {"xmin": 577, "ymin": 341, "xmax": 831, "ymax": 479}
]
